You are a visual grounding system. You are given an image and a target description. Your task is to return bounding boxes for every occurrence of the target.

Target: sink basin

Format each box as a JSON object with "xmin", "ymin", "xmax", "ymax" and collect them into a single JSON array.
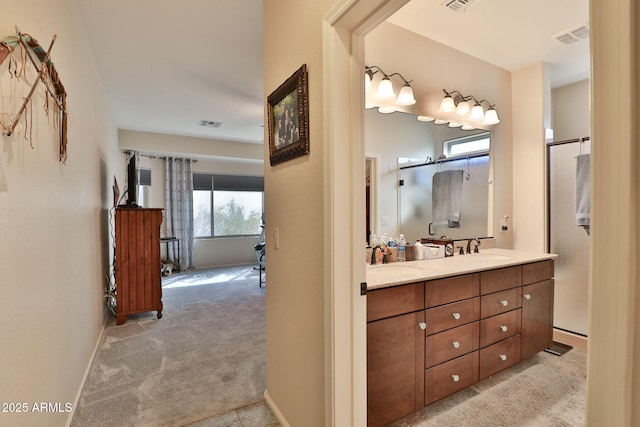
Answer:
[
  {"xmin": 367, "ymin": 264, "xmax": 424, "ymax": 277},
  {"xmin": 473, "ymin": 254, "xmax": 512, "ymax": 261}
]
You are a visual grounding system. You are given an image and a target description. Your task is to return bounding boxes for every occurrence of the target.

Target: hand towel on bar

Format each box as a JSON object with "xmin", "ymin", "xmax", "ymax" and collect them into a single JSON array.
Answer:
[
  {"xmin": 432, "ymin": 169, "xmax": 464, "ymax": 228},
  {"xmin": 575, "ymin": 153, "xmax": 590, "ymax": 235}
]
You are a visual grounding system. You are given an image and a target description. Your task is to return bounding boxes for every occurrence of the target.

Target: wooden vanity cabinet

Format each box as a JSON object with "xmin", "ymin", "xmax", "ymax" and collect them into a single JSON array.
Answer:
[
  {"xmin": 367, "ymin": 283, "xmax": 425, "ymax": 427},
  {"xmin": 521, "ymin": 260, "xmax": 554, "ymax": 360},
  {"xmin": 367, "ymin": 259, "xmax": 555, "ymax": 426}
]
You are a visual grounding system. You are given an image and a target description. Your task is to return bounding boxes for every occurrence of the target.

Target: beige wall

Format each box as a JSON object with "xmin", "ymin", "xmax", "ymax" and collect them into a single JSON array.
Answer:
[
  {"xmin": 0, "ymin": 2, "xmax": 121, "ymax": 426},
  {"xmin": 263, "ymin": 1, "xmax": 334, "ymax": 425},
  {"xmin": 511, "ymin": 63, "xmax": 550, "ymax": 252}
]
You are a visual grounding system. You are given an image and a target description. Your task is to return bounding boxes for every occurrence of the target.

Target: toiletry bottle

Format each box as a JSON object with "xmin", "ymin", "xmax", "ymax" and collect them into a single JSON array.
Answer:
[
  {"xmin": 397, "ymin": 234, "xmax": 406, "ymax": 262},
  {"xmin": 414, "ymin": 240, "xmax": 424, "ymax": 260}
]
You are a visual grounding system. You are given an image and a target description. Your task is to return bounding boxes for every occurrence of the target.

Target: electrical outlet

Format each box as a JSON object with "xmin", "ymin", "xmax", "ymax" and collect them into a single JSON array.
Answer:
[{"xmin": 273, "ymin": 228, "xmax": 280, "ymax": 250}]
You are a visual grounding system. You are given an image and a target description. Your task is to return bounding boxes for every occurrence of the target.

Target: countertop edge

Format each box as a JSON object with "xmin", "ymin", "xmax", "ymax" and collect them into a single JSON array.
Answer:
[{"xmin": 366, "ymin": 248, "xmax": 558, "ymax": 290}]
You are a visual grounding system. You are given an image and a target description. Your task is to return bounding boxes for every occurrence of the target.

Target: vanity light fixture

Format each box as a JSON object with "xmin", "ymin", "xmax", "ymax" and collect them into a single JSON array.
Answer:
[
  {"xmin": 438, "ymin": 89, "xmax": 501, "ymax": 126},
  {"xmin": 365, "ymin": 65, "xmax": 417, "ymax": 113}
]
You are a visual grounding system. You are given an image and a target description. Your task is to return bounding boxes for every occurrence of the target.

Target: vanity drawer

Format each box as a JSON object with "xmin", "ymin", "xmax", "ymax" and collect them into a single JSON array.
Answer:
[
  {"xmin": 367, "ymin": 282, "xmax": 425, "ymax": 322},
  {"xmin": 425, "ymin": 351, "xmax": 479, "ymax": 405},
  {"xmin": 425, "ymin": 297, "xmax": 480, "ymax": 335},
  {"xmin": 523, "ymin": 260, "xmax": 554, "ymax": 285},
  {"xmin": 425, "ymin": 273, "xmax": 480, "ymax": 308},
  {"xmin": 480, "ymin": 308, "xmax": 521, "ymax": 348},
  {"xmin": 479, "ymin": 334, "xmax": 521, "ymax": 380},
  {"xmin": 480, "ymin": 265, "xmax": 522, "ymax": 295},
  {"xmin": 481, "ymin": 287, "xmax": 522, "ymax": 318},
  {"xmin": 425, "ymin": 321, "xmax": 479, "ymax": 368}
]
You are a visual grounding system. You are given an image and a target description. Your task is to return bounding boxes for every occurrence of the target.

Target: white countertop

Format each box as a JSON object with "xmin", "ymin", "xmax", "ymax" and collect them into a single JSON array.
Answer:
[{"xmin": 366, "ymin": 248, "xmax": 558, "ymax": 290}]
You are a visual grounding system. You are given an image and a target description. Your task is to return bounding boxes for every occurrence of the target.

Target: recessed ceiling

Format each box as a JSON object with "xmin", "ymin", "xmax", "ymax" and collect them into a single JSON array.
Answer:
[{"xmin": 387, "ymin": 0, "xmax": 590, "ymax": 88}]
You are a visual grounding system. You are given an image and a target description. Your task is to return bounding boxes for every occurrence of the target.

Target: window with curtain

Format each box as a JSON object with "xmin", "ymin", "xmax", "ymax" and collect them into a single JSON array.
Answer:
[{"xmin": 193, "ymin": 173, "xmax": 264, "ymax": 238}]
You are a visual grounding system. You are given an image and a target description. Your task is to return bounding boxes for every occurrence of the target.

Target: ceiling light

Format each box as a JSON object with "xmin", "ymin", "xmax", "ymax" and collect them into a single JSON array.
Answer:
[
  {"xmin": 438, "ymin": 89, "xmax": 501, "ymax": 127},
  {"xmin": 417, "ymin": 115, "xmax": 435, "ymax": 122},
  {"xmin": 364, "ymin": 65, "xmax": 418, "ymax": 111}
]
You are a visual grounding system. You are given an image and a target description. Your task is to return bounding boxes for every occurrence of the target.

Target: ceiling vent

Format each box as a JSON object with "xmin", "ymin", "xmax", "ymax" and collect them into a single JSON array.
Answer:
[
  {"xmin": 553, "ymin": 23, "xmax": 590, "ymax": 45},
  {"xmin": 198, "ymin": 120, "xmax": 222, "ymax": 128},
  {"xmin": 441, "ymin": 0, "xmax": 481, "ymax": 12}
]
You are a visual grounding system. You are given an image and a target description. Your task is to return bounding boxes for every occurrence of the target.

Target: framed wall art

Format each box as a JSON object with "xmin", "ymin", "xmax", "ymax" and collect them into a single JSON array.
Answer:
[{"xmin": 267, "ymin": 64, "xmax": 309, "ymax": 166}]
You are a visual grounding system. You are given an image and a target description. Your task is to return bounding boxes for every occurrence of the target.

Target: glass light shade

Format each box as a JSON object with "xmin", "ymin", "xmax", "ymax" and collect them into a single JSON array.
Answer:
[
  {"xmin": 364, "ymin": 73, "xmax": 372, "ymax": 92},
  {"xmin": 377, "ymin": 105, "xmax": 396, "ymax": 114},
  {"xmin": 376, "ymin": 77, "xmax": 395, "ymax": 99},
  {"xmin": 482, "ymin": 108, "xmax": 501, "ymax": 125},
  {"xmin": 470, "ymin": 103, "xmax": 485, "ymax": 120},
  {"xmin": 417, "ymin": 115, "xmax": 435, "ymax": 122},
  {"xmin": 461, "ymin": 124, "xmax": 476, "ymax": 130},
  {"xmin": 456, "ymin": 100, "xmax": 470, "ymax": 116},
  {"xmin": 434, "ymin": 119, "xmax": 449, "ymax": 125},
  {"xmin": 365, "ymin": 100, "xmax": 376, "ymax": 109},
  {"xmin": 448, "ymin": 121, "xmax": 462, "ymax": 128},
  {"xmin": 396, "ymin": 84, "xmax": 416, "ymax": 105},
  {"xmin": 439, "ymin": 95, "xmax": 456, "ymax": 113}
]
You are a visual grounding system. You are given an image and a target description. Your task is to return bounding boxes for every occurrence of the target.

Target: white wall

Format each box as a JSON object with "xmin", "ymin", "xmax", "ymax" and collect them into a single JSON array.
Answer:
[
  {"xmin": 0, "ymin": 2, "xmax": 120, "ymax": 426},
  {"xmin": 552, "ymin": 79, "xmax": 590, "ymax": 141}
]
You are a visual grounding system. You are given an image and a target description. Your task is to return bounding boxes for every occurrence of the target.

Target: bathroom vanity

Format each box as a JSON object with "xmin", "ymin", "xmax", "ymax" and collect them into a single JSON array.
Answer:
[{"xmin": 366, "ymin": 249, "xmax": 556, "ymax": 427}]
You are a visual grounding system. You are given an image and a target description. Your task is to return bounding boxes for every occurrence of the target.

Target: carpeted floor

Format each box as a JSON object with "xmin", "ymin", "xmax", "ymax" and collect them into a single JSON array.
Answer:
[
  {"xmin": 72, "ymin": 265, "xmax": 586, "ymax": 426},
  {"xmin": 71, "ymin": 265, "xmax": 278, "ymax": 427}
]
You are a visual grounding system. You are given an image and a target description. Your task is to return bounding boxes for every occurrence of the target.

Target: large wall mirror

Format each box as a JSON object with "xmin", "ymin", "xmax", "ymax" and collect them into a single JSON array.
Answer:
[{"xmin": 365, "ymin": 109, "xmax": 493, "ymax": 244}]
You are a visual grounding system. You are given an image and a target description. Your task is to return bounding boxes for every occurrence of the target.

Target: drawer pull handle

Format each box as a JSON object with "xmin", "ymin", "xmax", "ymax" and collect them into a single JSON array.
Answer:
[
  {"xmin": 499, "ymin": 354, "xmax": 507, "ymax": 361},
  {"xmin": 452, "ymin": 341, "xmax": 460, "ymax": 349},
  {"xmin": 452, "ymin": 374, "xmax": 460, "ymax": 382},
  {"xmin": 500, "ymin": 325, "xmax": 508, "ymax": 332},
  {"xmin": 418, "ymin": 322, "xmax": 427, "ymax": 330},
  {"xmin": 524, "ymin": 294, "xmax": 532, "ymax": 300},
  {"xmin": 452, "ymin": 312, "xmax": 461, "ymax": 320},
  {"xmin": 500, "ymin": 300, "xmax": 509, "ymax": 306}
]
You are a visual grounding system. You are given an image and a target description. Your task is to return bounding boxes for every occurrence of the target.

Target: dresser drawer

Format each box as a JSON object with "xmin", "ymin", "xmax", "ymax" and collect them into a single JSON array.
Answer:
[
  {"xmin": 425, "ymin": 274, "xmax": 480, "ymax": 308},
  {"xmin": 479, "ymin": 334, "xmax": 521, "ymax": 380},
  {"xmin": 367, "ymin": 282, "xmax": 425, "ymax": 322},
  {"xmin": 425, "ymin": 322, "xmax": 479, "ymax": 368},
  {"xmin": 481, "ymin": 287, "xmax": 522, "ymax": 318},
  {"xmin": 425, "ymin": 351, "xmax": 479, "ymax": 405},
  {"xmin": 425, "ymin": 297, "xmax": 480, "ymax": 335},
  {"xmin": 480, "ymin": 308, "xmax": 521, "ymax": 348},
  {"xmin": 522, "ymin": 260, "xmax": 554, "ymax": 285},
  {"xmin": 480, "ymin": 265, "xmax": 521, "ymax": 295}
]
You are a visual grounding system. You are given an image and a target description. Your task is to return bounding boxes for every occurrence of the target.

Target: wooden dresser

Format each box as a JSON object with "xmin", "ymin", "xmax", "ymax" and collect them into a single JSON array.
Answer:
[
  {"xmin": 367, "ymin": 259, "xmax": 554, "ymax": 427},
  {"xmin": 115, "ymin": 207, "xmax": 164, "ymax": 325}
]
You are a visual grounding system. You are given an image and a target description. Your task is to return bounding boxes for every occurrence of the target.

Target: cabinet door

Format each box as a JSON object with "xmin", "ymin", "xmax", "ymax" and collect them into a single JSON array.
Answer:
[
  {"xmin": 367, "ymin": 311, "xmax": 425, "ymax": 427},
  {"xmin": 521, "ymin": 279, "xmax": 554, "ymax": 360}
]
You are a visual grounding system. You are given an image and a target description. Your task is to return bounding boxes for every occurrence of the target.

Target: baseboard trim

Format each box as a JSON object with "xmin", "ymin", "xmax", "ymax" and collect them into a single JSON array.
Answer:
[
  {"xmin": 264, "ymin": 389, "xmax": 291, "ymax": 427},
  {"xmin": 65, "ymin": 310, "xmax": 110, "ymax": 427},
  {"xmin": 553, "ymin": 328, "xmax": 588, "ymax": 351}
]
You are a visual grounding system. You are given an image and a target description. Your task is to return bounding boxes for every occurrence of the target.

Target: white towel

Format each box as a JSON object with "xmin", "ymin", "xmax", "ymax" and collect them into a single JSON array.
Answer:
[
  {"xmin": 575, "ymin": 154, "xmax": 590, "ymax": 235},
  {"xmin": 432, "ymin": 170, "xmax": 464, "ymax": 228}
]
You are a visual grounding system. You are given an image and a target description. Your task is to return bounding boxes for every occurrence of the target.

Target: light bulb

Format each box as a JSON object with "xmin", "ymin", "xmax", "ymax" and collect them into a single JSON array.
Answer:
[
  {"xmin": 396, "ymin": 84, "xmax": 416, "ymax": 105},
  {"xmin": 376, "ymin": 77, "xmax": 395, "ymax": 99},
  {"xmin": 456, "ymin": 100, "xmax": 470, "ymax": 116},
  {"xmin": 470, "ymin": 103, "xmax": 484, "ymax": 120},
  {"xmin": 482, "ymin": 108, "xmax": 500, "ymax": 125},
  {"xmin": 439, "ymin": 95, "xmax": 456, "ymax": 113}
]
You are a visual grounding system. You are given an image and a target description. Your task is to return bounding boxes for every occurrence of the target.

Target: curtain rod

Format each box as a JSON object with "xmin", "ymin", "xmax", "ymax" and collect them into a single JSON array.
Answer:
[
  {"xmin": 123, "ymin": 150, "xmax": 197, "ymax": 162},
  {"xmin": 399, "ymin": 152, "xmax": 489, "ymax": 171}
]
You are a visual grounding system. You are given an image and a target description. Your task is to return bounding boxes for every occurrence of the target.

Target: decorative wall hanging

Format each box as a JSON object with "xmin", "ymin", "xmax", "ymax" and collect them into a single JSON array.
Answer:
[
  {"xmin": 267, "ymin": 64, "xmax": 309, "ymax": 166},
  {"xmin": 0, "ymin": 27, "xmax": 69, "ymax": 163}
]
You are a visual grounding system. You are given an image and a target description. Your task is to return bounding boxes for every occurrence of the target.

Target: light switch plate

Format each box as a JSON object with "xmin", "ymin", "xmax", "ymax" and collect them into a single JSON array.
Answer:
[{"xmin": 273, "ymin": 228, "xmax": 280, "ymax": 250}]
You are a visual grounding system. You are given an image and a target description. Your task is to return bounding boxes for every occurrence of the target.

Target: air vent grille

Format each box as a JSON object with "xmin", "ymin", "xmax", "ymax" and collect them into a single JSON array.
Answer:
[
  {"xmin": 442, "ymin": 0, "xmax": 480, "ymax": 12},
  {"xmin": 198, "ymin": 120, "xmax": 222, "ymax": 128},
  {"xmin": 553, "ymin": 23, "xmax": 590, "ymax": 45}
]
